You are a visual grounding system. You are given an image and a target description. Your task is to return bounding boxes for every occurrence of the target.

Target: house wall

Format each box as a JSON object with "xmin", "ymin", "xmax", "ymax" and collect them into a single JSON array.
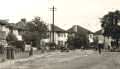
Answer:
[
  {"xmin": 2, "ymin": 26, "xmax": 9, "ymax": 35},
  {"xmin": 0, "ymin": 24, "xmax": 22, "ymax": 40},
  {"xmin": 0, "ymin": 25, "xmax": 10, "ymax": 46},
  {"xmin": 88, "ymin": 34, "xmax": 94, "ymax": 43},
  {"xmin": 49, "ymin": 32, "xmax": 68, "ymax": 46},
  {"xmin": 12, "ymin": 29, "xmax": 22, "ymax": 41},
  {"xmin": 0, "ymin": 25, "xmax": 9, "ymax": 36},
  {"xmin": 35, "ymin": 24, "xmax": 68, "ymax": 47},
  {"xmin": 56, "ymin": 32, "xmax": 68, "ymax": 46}
]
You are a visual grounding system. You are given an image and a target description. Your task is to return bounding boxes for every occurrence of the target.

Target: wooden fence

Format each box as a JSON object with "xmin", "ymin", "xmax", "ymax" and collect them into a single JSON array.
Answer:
[{"xmin": 0, "ymin": 47, "xmax": 43, "ymax": 62}]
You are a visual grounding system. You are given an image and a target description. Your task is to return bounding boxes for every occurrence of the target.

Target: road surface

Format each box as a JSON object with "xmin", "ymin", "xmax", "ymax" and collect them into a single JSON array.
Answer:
[{"xmin": 2, "ymin": 50, "xmax": 120, "ymax": 69}]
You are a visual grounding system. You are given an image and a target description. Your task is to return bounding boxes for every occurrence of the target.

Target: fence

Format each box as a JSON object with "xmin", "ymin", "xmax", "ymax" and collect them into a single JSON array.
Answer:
[{"xmin": 0, "ymin": 47, "xmax": 43, "ymax": 62}]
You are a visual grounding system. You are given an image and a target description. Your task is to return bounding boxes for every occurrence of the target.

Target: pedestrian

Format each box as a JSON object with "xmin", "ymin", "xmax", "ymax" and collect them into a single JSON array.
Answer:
[
  {"xmin": 6, "ymin": 29, "xmax": 18, "ymax": 59},
  {"xmin": 29, "ymin": 47, "xmax": 33, "ymax": 56},
  {"xmin": 98, "ymin": 43, "xmax": 102, "ymax": 54},
  {"xmin": 97, "ymin": 36, "xmax": 104, "ymax": 55},
  {"xmin": 93, "ymin": 37, "xmax": 98, "ymax": 51}
]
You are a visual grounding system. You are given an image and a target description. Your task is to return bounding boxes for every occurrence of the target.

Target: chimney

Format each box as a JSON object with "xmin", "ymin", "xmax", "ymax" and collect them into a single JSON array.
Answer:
[
  {"xmin": 21, "ymin": 18, "xmax": 26, "ymax": 23},
  {"xmin": 74, "ymin": 25, "xmax": 77, "ymax": 32}
]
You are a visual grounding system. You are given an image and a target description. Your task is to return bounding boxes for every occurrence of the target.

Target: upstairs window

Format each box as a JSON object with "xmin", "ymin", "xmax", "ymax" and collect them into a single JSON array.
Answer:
[{"xmin": 58, "ymin": 33, "xmax": 63, "ymax": 37}]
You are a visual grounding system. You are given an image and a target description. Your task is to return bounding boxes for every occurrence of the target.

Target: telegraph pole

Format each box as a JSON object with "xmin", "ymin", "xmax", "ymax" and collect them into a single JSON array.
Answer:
[{"xmin": 50, "ymin": 5, "xmax": 56, "ymax": 43}]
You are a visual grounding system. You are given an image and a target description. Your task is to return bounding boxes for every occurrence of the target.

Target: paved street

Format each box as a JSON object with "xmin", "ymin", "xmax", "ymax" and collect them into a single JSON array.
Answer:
[{"xmin": 1, "ymin": 50, "xmax": 120, "ymax": 69}]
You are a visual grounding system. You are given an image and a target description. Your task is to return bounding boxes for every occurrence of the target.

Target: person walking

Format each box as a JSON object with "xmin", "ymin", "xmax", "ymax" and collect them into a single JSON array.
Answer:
[{"xmin": 97, "ymin": 35, "xmax": 104, "ymax": 55}]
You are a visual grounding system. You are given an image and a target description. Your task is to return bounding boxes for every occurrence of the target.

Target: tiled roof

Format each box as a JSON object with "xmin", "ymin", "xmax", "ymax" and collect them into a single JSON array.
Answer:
[
  {"xmin": 94, "ymin": 30, "xmax": 102, "ymax": 35},
  {"xmin": 0, "ymin": 20, "xmax": 8, "ymax": 25},
  {"xmin": 6, "ymin": 23, "xmax": 16, "ymax": 29},
  {"xmin": 49, "ymin": 24, "xmax": 66, "ymax": 32},
  {"xmin": 6, "ymin": 22, "xmax": 27, "ymax": 30},
  {"xmin": 15, "ymin": 21, "xmax": 28, "ymax": 30},
  {"xmin": 67, "ymin": 25, "xmax": 92, "ymax": 34}
]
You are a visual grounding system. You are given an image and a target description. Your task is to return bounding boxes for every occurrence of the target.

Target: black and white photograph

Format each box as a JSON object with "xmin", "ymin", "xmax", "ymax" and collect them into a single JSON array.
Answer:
[{"xmin": 0, "ymin": 0, "xmax": 120, "ymax": 69}]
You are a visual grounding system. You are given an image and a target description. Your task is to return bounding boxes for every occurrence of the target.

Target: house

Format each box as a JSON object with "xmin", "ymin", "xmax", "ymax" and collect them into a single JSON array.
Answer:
[
  {"xmin": 49, "ymin": 24, "xmax": 68, "ymax": 46},
  {"xmin": 5, "ymin": 20, "xmax": 31, "ymax": 51},
  {"xmin": 0, "ymin": 19, "xmax": 24, "ymax": 47},
  {"xmin": 6, "ymin": 23, "xmax": 23, "ymax": 41},
  {"xmin": 94, "ymin": 29, "xmax": 105, "ymax": 42},
  {"xmin": 41, "ymin": 24, "xmax": 68, "ymax": 47},
  {"xmin": 0, "ymin": 19, "xmax": 27, "ymax": 41},
  {"xmin": 0, "ymin": 20, "xmax": 9, "ymax": 38},
  {"xmin": 0, "ymin": 20, "xmax": 9, "ymax": 46},
  {"xmin": 67, "ymin": 25, "xmax": 94, "ymax": 43},
  {"xmin": 94, "ymin": 29, "xmax": 113, "ymax": 49},
  {"xmin": 10, "ymin": 19, "xmax": 28, "ymax": 41},
  {"xmin": 16, "ymin": 18, "xmax": 28, "ymax": 35}
]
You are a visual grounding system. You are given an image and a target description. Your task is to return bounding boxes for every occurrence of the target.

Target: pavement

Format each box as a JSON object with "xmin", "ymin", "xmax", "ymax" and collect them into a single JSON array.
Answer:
[{"xmin": 0, "ymin": 49, "xmax": 95, "ymax": 69}]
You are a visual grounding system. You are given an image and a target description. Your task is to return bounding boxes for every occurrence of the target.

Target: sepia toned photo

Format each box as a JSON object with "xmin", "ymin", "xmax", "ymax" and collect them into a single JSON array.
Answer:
[{"xmin": 0, "ymin": 0, "xmax": 120, "ymax": 69}]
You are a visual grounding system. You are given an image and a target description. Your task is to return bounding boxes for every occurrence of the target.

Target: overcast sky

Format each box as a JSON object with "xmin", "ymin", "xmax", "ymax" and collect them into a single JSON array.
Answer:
[{"xmin": 0, "ymin": 0, "xmax": 120, "ymax": 32}]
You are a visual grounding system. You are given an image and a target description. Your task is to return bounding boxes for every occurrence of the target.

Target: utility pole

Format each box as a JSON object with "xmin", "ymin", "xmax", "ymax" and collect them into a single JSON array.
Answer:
[{"xmin": 50, "ymin": 5, "xmax": 56, "ymax": 43}]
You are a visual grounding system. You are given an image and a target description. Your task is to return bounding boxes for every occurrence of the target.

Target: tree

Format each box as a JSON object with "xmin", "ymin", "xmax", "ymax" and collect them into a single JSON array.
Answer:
[
  {"xmin": 67, "ymin": 32, "xmax": 89, "ymax": 49},
  {"xmin": 67, "ymin": 33, "xmax": 74, "ymax": 49},
  {"xmin": 22, "ymin": 17, "xmax": 48, "ymax": 48},
  {"xmin": 101, "ymin": 10, "xmax": 120, "ymax": 47}
]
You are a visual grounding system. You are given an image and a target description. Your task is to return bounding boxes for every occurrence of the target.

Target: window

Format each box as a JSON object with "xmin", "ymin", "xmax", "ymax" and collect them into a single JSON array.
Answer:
[
  {"xmin": 58, "ymin": 33, "xmax": 63, "ymax": 37},
  {"xmin": 58, "ymin": 41, "xmax": 63, "ymax": 46},
  {"xmin": 58, "ymin": 33, "xmax": 60, "ymax": 37},
  {"xmin": 64, "ymin": 33, "xmax": 66, "ymax": 37}
]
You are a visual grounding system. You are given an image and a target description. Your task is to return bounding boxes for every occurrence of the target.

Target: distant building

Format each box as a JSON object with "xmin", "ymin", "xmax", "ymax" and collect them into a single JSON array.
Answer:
[
  {"xmin": 41, "ymin": 24, "xmax": 68, "ymax": 46},
  {"xmin": 0, "ymin": 20, "xmax": 9, "ymax": 46},
  {"xmin": 0, "ymin": 20, "xmax": 9, "ymax": 38},
  {"xmin": 16, "ymin": 18, "xmax": 28, "ymax": 35},
  {"xmin": 94, "ymin": 29, "xmax": 113, "ymax": 49},
  {"xmin": 6, "ymin": 23, "xmax": 23, "ymax": 41},
  {"xmin": 67, "ymin": 25, "xmax": 94, "ymax": 43},
  {"xmin": 6, "ymin": 19, "xmax": 28, "ymax": 41},
  {"xmin": 94, "ymin": 29, "xmax": 105, "ymax": 42}
]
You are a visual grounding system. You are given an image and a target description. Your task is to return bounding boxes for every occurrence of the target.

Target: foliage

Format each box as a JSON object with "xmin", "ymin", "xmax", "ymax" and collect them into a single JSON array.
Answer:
[
  {"xmin": 67, "ymin": 33, "xmax": 89, "ymax": 49},
  {"xmin": 101, "ymin": 10, "xmax": 120, "ymax": 39},
  {"xmin": 101, "ymin": 10, "xmax": 120, "ymax": 47},
  {"xmin": 22, "ymin": 17, "xmax": 48, "ymax": 47}
]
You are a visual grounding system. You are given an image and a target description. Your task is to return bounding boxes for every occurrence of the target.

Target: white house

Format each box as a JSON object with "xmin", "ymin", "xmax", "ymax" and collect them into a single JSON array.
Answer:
[
  {"xmin": 0, "ymin": 20, "xmax": 10, "ymax": 46},
  {"xmin": 0, "ymin": 20, "xmax": 9, "ymax": 37},
  {"xmin": 41, "ymin": 24, "xmax": 68, "ymax": 46}
]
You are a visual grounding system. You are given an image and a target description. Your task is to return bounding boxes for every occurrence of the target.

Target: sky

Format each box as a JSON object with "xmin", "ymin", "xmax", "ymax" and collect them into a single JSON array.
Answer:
[{"xmin": 0, "ymin": 0, "xmax": 120, "ymax": 32}]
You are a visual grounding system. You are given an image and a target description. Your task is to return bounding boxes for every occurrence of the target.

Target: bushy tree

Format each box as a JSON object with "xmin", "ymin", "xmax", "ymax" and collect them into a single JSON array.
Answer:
[
  {"xmin": 22, "ymin": 17, "xmax": 48, "ymax": 48},
  {"xmin": 101, "ymin": 10, "xmax": 120, "ymax": 47},
  {"xmin": 67, "ymin": 33, "xmax": 89, "ymax": 49}
]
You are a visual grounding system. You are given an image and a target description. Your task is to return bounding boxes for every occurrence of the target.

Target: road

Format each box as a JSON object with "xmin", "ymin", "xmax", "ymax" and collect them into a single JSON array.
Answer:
[{"xmin": 2, "ymin": 50, "xmax": 120, "ymax": 69}]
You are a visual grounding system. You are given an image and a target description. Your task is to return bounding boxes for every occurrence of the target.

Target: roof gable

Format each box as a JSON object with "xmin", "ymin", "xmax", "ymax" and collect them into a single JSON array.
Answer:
[
  {"xmin": 0, "ymin": 20, "xmax": 8, "ymax": 25},
  {"xmin": 94, "ymin": 30, "xmax": 103, "ymax": 35},
  {"xmin": 49, "ymin": 24, "xmax": 65, "ymax": 32},
  {"xmin": 67, "ymin": 25, "xmax": 92, "ymax": 34},
  {"xmin": 15, "ymin": 21, "xmax": 28, "ymax": 30}
]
